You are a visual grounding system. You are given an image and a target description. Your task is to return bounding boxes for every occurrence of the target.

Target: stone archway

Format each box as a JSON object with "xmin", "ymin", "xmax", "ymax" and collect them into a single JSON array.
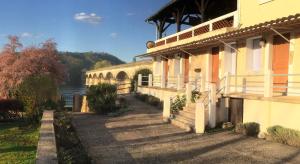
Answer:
[
  {"xmin": 116, "ymin": 71, "xmax": 131, "ymax": 94},
  {"xmin": 105, "ymin": 72, "xmax": 114, "ymax": 84}
]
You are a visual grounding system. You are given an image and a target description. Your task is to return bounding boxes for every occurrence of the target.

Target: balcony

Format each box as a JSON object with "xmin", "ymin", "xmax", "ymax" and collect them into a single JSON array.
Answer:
[{"xmin": 147, "ymin": 11, "xmax": 238, "ymax": 53}]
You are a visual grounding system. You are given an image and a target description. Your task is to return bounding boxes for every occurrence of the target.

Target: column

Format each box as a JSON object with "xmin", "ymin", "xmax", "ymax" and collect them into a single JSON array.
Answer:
[
  {"xmin": 148, "ymin": 74, "xmax": 153, "ymax": 87},
  {"xmin": 138, "ymin": 74, "xmax": 142, "ymax": 86}
]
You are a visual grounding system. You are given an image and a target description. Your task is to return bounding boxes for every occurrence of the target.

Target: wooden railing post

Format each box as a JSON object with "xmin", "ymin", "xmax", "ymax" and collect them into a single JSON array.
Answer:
[
  {"xmin": 264, "ymin": 70, "xmax": 273, "ymax": 97},
  {"xmin": 138, "ymin": 74, "xmax": 142, "ymax": 86},
  {"xmin": 208, "ymin": 83, "xmax": 217, "ymax": 128}
]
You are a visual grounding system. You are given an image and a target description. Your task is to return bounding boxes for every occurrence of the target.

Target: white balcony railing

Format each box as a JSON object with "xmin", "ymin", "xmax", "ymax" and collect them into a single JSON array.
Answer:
[{"xmin": 150, "ymin": 11, "xmax": 238, "ymax": 49}]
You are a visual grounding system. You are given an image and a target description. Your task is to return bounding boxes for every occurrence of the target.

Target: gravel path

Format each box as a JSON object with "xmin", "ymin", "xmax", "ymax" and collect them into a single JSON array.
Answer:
[{"xmin": 72, "ymin": 95, "xmax": 300, "ymax": 164}]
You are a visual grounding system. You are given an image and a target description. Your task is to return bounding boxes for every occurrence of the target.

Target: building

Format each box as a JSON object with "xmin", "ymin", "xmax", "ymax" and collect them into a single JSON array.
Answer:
[{"xmin": 135, "ymin": 0, "xmax": 300, "ymax": 133}]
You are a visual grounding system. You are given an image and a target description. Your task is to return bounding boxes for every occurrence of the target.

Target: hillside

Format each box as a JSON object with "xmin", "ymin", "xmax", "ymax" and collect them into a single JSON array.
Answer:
[{"xmin": 59, "ymin": 52, "xmax": 125, "ymax": 87}]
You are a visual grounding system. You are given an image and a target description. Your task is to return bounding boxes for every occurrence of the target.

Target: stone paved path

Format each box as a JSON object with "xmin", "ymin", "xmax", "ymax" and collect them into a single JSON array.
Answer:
[{"xmin": 72, "ymin": 95, "xmax": 300, "ymax": 164}]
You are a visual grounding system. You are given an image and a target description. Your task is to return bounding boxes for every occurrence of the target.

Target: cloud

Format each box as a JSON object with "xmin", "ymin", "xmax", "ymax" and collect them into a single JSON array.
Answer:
[
  {"xmin": 110, "ymin": 33, "xmax": 118, "ymax": 38},
  {"xmin": 126, "ymin": 12, "xmax": 135, "ymax": 16},
  {"xmin": 21, "ymin": 32, "xmax": 33, "ymax": 38},
  {"xmin": 74, "ymin": 12, "xmax": 102, "ymax": 24}
]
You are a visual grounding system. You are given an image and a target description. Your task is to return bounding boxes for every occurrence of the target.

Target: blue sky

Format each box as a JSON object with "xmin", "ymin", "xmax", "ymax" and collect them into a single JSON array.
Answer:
[{"xmin": 0, "ymin": 0, "xmax": 169, "ymax": 62}]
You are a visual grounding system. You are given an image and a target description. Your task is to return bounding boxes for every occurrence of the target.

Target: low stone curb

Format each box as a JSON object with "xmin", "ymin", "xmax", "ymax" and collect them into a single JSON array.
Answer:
[{"xmin": 36, "ymin": 110, "xmax": 58, "ymax": 164}]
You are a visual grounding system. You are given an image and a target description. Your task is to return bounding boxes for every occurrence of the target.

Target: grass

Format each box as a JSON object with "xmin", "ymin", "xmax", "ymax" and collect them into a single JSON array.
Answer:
[{"xmin": 0, "ymin": 121, "xmax": 39, "ymax": 164}]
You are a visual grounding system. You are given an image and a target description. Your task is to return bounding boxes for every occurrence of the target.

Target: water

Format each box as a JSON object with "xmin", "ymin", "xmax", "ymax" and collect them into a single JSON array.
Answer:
[{"xmin": 59, "ymin": 87, "xmax": 86, "ymax": 108}]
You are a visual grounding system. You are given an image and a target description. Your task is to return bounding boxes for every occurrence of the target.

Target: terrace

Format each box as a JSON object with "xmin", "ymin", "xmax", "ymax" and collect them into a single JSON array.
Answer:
[{"xmin": 146, "ymin": 0, "xmax": 238, "ymax": 53}]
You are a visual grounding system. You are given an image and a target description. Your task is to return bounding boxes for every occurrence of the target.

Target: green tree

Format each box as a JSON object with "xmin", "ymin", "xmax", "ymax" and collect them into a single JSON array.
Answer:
[
  {"xmin": 93, "ymin": 60, "xmax": 112, "ymax": 69},
  {"xmin": 13, "ymin": 75, "xmax": 59, "ymax": 123}
]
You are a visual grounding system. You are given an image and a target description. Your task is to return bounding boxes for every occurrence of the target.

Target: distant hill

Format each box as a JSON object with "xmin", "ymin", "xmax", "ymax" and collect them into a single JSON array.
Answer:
[{"xmin": 59, "ymin": 52, "xmax": 125, "ymax": 87}]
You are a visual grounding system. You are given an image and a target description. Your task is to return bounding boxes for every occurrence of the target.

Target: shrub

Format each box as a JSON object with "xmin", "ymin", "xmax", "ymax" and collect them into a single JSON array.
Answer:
[
  {"xmin": 54, "ymin": 111, "xmax": 91, "ymax": 163},
  {"xmin": 191, "ymin": 90, "xmax": 201, "ymax": 103},
  {"xmin": 134, "ymin": 93, "xmax": 163, "ymax": 110},
  {"xmin": 12, "ymin": 75, "xmax": 59, "ymax": 123},
  {"xmin": 171, "ymin": 95, "xmax": 186, "ymax": 114},
  {"xmin": 235, "ymin": 122, "xmax": 260, "ymax": 137},
  {"xmin": 86, "ymin": 83, "xmax": 117, "ymax": 114},
  {"xmin": 0, "ymin": 99, "xmax": 24, "ymax": 120},
  {"xmin": 267, "ymin": 125, "xmax": 300, "ymax": 147}
]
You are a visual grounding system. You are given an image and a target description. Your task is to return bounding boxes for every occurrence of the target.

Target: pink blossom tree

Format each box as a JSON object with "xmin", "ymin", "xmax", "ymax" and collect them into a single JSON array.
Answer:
[{"xmin": 0, "ymin": 36, "xmax": 66, "ymax": 98}]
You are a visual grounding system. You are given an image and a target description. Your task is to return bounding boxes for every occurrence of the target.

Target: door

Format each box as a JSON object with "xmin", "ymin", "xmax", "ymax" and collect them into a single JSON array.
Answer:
[
  {"xmin": 211, "ymin": 47, "xmax": 219, "ymax": 84},
  {"xmin": 164, "ymin": 58, "xmax": 169, "ymax": 85},
  {"xmin": 229, "ymin": 98, "xmax": 244, "ymax": 125},
  {"xmin": 184, "ymin": 54, "xmax": 189, "ymax": 83},
  {"xmin": 272, "ymin": 34, "xmax": 290, "ymax": 94}
]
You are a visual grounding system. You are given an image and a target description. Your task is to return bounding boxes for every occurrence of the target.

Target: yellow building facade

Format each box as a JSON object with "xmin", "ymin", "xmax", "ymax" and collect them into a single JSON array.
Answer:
[{"xmin": 136, "ymin": 0, "xmax": 300, "ymax": 133}]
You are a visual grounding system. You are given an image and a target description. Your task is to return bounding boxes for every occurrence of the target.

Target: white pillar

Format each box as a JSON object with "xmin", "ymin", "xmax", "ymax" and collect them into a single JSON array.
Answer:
[
  {"xmin": 177, "ymin": 74, "xmax": 183, "ymax": 90},
  {"xmin": 208, "ymin": 83, "xmax": 217, "ymax": 128},
  {"xmin": 224, "ymin": 72, "xmax": 231, "ymax": 95},
  {"xmin": 161, "ymin": 60, "xmax": 166, "ymax": 88},
  {"xmin": 138, "ymin": 74, "xmax": 142, "ymax": 86},
  {"xmin": 195, "ymin": 102, "xmax": 205, "ymax": 133},
  {"xmin": 163, "ymin": 96, "xmax": 171, "ymax": 122},
  {"xmin": 148, "ymin": 74, "xmax": 153, "ymax": 87},
  {"xmin": 186, "ymin": 83, "xmax": 192, "ymax": 105},
  {"xmin": 200, "ymin": 72, "xmax": 206, "ymax": 93},
  {"xmin": 264, "ymin": 70, "xmax": 273, "ymax": 97}
]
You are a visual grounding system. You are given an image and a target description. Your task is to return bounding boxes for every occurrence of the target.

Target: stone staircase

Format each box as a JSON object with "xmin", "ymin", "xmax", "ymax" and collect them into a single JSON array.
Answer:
[
  {"xmin": 170, "ymin": 92, "xmax": 223, "ymax": 132},
  {"xmin": 170, "ymin": 103, "xmax": 196, "ymax": 132}
]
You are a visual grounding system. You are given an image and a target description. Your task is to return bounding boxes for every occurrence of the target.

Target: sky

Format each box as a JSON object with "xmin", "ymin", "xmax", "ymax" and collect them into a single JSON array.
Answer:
[{"xmin": 0, "ymin": 0, "xmax": 170, "ymax": 62}]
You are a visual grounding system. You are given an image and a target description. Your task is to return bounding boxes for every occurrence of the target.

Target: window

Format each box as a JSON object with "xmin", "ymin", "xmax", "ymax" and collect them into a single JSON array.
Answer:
[
  {"xmin": 224, "ymin": 43, "xmax": 237, "ymax": 74},
  {"xmin": 246, "ymin": 37, "xmax": 262, "ymax": 72}
]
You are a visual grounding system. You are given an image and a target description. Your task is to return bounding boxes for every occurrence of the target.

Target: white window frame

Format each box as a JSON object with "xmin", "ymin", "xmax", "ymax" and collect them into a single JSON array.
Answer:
[
  {"xmin": 246, "ymin": 36, "xmax": 262, "ymax": 73},
  {"xmin": 224, "ymin": 42, "xmax": 237, "ymax": 75}
]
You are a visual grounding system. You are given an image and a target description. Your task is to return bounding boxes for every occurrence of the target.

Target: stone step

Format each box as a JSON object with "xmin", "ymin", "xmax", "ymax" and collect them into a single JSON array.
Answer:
[
  {"xmin": 183, "ymin": 106, "xmax": 195, "ymax": 112},
  {"xmin": 170, "ymin": 118, "xmax": 194, "ymax": 132},
  {"xmin": 178, "ymin": 110, "xmax": 195, "ymax": 120},
  {"xmin": 187, "ymin": 103, "xmax": 196, "ymax": 108},
  {"xmin": 174, "ymin": 114, "xmax": 194, "ymax": 126}
]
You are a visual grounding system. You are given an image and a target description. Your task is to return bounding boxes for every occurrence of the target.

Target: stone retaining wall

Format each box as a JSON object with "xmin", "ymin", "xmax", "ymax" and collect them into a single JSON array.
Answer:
[{"xmin": 36, "ymin": 110, "xmax": 58, "ymax": 164}]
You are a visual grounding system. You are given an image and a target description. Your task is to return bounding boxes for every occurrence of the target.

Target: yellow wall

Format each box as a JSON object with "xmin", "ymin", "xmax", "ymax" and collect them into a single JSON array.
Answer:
[
  {"xmin": 240, "ymin": 0, "xmax": 300, "ymax": 27},
  {"xmin": 243, "ymin": 99, "xmax": 300, "ymax": 132},
  {"xmin": 190, "ymin": 50, "xmax": 207, "ymax": 78}
]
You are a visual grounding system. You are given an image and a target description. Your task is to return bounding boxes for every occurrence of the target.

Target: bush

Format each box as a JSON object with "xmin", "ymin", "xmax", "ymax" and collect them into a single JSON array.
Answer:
[
  {"xmin": 86, "ymin": 83, "xmax": 117, "ymax": 114},
  {"xmin": 267, "ymin": 125, "xmax": 300, "ymax": 147},
  {"xmin": 235, "ymin": 122, "xmax": 260, "ymax": 137},
  {"xmin": 54, "ymin": 111, "xmax": 91, "ymax": 163},
  {"xmin": 191, "ymin": 90, "xmax": 201, "ymax": 103},
  {"xmin": 0, "ymin": 99, "xmax": 24, "ymax": 120},
  {"xmin": 12, "ymin": 75, "xmax": 59, "ymax": 123},
  {"xmin": 171, "ymin": 95, "xmax": 186, "ymax": 114}
]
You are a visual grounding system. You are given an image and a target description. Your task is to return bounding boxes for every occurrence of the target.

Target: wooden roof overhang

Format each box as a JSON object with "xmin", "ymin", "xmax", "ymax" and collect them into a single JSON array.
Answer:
[
  {"xmin": 138, "ymin": 13, "xmax": 300, "ymax": 59},
  {"xmin": 146, "ymin": 0, "xmax": 237, "ymax": 39}
]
